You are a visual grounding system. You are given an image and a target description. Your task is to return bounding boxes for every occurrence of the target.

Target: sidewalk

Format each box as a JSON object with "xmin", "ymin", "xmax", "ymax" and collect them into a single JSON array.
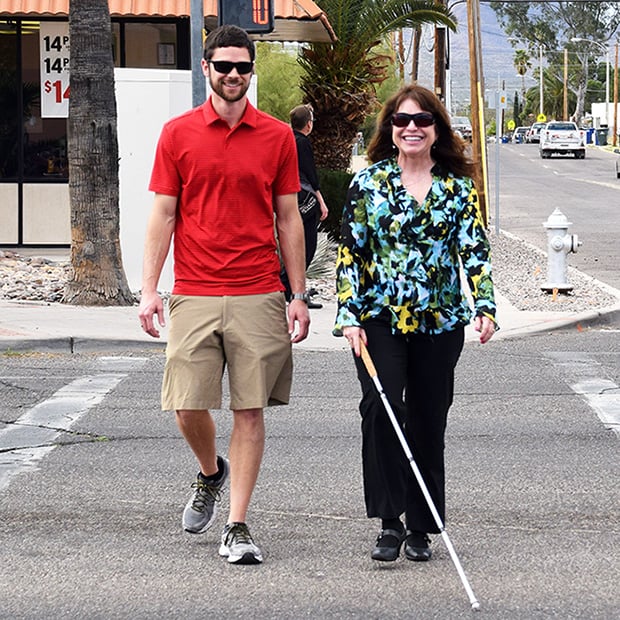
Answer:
[{"xmin": 2, "ymin": 289, "xmax": 620, "ymax": 353}]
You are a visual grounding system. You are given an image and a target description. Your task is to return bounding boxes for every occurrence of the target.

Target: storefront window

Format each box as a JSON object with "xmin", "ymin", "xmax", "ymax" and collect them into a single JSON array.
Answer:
[
  {"xmin": 1, "ymin": 17, "xmax": 187, "ymax": 183},
  {"xmin": 21, "ymin": 21, "xmax": 68, "ymax": 180},
  {"xmin": 0, "ymin": 20, "xmax": 19, "ymax": 179}
]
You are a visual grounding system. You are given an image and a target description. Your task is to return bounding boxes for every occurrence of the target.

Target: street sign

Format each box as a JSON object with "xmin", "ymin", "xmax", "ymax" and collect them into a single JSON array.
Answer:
[
  {"xmin": 487, "ymin": 90, "xmax": 507, "ymax": 110},
  {"xmin": 507, "ymin": 120, "xmax": 516, "ymax": 130},
  {"xmin": 537, "ymin": 113, "xmax": 547, "ymax": 123}
]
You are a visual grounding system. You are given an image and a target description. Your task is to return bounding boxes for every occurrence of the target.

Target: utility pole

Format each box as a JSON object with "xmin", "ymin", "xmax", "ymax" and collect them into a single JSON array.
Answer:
[
  {"xmin": 467, "ymin": 0, "xmax": 488, "ymax": 225},
  {"xmin": 563, "ymin": 48, "xmax": 568, "ymax": 121},
  {"xmin": 411, "ymin": 26, "xmax": 421, "ymax": 83},
  {"xmin": 190, "ymin": 0, "xmax": 204, "ymax": 107},
  {"xmin": 398, "ymin": 30, "xmax": 405, "ymax": 82},
  {"xmin": 539, "ymin": 45, "xmax": 544, "ymax": 116},
  {"xmin": 434, "ymin": 0, "xmax": 447, "ymax": 102},
  {"xmin": 614, "ymin": 42, "xmax": 618, "ymax": 147}
]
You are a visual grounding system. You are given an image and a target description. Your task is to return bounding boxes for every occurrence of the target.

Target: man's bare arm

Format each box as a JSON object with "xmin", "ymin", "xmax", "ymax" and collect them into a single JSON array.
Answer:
[{"xmin": 138, "ymin": 193, "xmax": 177, "ymax": 338}]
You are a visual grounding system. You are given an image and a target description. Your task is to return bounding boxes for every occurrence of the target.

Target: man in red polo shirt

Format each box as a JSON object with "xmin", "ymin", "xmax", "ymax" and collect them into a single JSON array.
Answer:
[{"xmin": 138, "ymin": 25, "xmax": 310, "ymax": 565}]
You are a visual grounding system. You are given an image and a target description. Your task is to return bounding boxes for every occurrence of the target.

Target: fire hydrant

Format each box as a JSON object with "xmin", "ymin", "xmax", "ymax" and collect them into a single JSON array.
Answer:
[{"xmin": 541, "ymin": 208, "xmax": 581, "ymax": 292}]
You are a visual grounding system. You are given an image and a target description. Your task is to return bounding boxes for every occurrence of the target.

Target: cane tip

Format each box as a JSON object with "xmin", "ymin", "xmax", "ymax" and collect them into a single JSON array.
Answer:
[{"xmin": 471, "ymin": 601, "xmax": 481, "ymax": 611}]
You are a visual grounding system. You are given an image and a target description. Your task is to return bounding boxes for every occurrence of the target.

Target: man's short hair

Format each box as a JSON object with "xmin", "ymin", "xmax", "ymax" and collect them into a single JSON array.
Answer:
[
  {"xmin": 290, "ymin": 104, "xmax": 314, "ymax": 131},
  {"xmin": 203, "ymin": 25, "xmax": 255, "ymax": 62}
]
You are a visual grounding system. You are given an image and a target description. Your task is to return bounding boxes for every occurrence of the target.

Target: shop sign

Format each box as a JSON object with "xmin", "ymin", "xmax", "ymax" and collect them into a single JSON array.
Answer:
[{"xmin": 40, "ymin": 22, "xmax": 70, "ymax": 118}]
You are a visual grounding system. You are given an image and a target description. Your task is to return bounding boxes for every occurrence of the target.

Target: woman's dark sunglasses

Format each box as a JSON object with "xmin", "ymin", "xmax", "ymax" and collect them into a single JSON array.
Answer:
[
  {"xmin": 391, "ymin": 112, "xmax": 435, "ymax": 128},
  {"xmin": 208, "ymin": 60, "xmax": 254, "ymax": 75}
]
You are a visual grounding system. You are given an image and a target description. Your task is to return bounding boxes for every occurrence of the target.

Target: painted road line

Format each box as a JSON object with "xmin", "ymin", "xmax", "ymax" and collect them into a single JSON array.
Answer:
[
  {"xmin": 570, "ymin": 378, "xmax": 620, "ymax": 438},
  {"xmin": 0, "ymin": 373, "xmax": 125, "ymax": 491}
]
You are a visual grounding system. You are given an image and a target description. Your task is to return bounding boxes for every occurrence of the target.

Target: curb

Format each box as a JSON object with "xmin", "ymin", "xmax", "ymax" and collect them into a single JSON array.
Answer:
[{"xmin": 0, "ymin": 337, "xmax": 168, "ymax": 355}]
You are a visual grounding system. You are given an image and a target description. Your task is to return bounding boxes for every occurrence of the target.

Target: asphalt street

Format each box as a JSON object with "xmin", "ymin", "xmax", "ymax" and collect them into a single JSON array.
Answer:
[
  {"xmin": 1, "ymin": 325, "xmax": 619, "ymax": 619},
  {"xmin": 1, "ymin": 145, "xmax": 619, "ymax": 618}
]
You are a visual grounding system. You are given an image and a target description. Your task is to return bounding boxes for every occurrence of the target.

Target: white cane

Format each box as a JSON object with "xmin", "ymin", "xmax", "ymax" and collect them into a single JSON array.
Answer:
[{"xmin": 360, "ymin": 341, "xmax": 481, "ymax": 611}]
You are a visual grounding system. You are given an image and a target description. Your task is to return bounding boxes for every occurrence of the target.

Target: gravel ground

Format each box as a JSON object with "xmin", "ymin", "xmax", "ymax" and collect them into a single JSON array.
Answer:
[
  {"xmin": 487, "ymin": 230, "xmax": 620, "ymax": 312},
  {"xmin": 1, "ymin": 231, "xmax": 619, "ymax": 313},
  {"xmin": 307, "ymin": 230, "xmax": 620, "ymax": 312}
]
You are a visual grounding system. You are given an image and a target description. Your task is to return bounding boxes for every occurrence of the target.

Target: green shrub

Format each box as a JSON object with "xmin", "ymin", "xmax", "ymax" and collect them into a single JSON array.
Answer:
[{"xmin": 317, "ymin": 168, "xmax": 354, "ymax": 241}]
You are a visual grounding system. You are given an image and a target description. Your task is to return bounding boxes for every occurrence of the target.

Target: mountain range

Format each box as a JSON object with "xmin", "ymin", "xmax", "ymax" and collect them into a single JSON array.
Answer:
[{"xmin": 414, "ymin": 3, "xmax": 525, "ymax": 114}]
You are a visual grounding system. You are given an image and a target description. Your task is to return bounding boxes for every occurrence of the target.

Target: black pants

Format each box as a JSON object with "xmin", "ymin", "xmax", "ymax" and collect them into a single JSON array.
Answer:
[
  {"xmin": 353, "ymin": 319, "xmax": 464, "ymax": 533},
  {"xmin": 280, "ymin": 208, "xmax": 320, "ymax": 299}
]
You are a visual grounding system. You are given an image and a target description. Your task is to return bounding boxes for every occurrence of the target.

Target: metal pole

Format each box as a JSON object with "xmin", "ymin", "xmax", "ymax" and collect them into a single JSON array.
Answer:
[
  {"xmin": 539, "ymin": 45, "xmax": 544, "ymax": 116},
  {"xmin": 495, "ymin": 90, "xmax": 500, "ymax": 235},
  {"xmin": 190, "ymin": 0, "xmax": 205, "ymax": 107},
  {"xmin": 563, "ymin": 48, "xmax": 568, "ymax": 121},
  {"xmin": 614, "ymin": 43, "xmax": 619, "ymax": 147},
  {"xmin": 605, "ymin": 50, "xmax": 610, "ymax": 127}
]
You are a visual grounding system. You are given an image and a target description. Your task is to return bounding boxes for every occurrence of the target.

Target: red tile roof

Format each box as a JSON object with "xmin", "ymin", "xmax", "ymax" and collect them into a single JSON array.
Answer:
[{"xmin": 1, "ymin": 1, "xmax": 335, "ymax": 42}]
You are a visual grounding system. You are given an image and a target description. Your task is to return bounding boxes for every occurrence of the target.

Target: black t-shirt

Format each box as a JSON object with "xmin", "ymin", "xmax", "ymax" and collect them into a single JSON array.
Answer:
[{"xmin": 293, "ymin": 129, "xmax": 320, "ymax": 191}]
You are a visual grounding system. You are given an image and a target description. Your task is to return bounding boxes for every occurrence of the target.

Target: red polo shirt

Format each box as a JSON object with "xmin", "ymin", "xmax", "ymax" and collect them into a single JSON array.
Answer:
[{"xmin": 149, "ymin": 98, "xmax": 300, "ymax": 296}]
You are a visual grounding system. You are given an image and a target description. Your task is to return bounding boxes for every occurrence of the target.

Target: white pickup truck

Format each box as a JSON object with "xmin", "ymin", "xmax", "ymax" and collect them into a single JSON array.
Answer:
[{"xmin": 539, "ymin": 121, "xmax": 586, "ymax": 159}]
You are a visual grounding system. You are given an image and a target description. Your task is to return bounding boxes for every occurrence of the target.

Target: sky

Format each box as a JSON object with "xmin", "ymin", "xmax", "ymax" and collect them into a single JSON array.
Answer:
[{"xmin": 411, "ymin": 4, "xmax": 532, "ymax": 114}]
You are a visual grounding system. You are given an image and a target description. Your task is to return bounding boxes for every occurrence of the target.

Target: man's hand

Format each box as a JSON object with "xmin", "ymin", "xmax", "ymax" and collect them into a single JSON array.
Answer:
[
  {"xmin": 288, "ymin": 299, "xmax": 310, "ymax": 343},
  {"xmin": 138, "ymin": 290, "xmax": 166, "ymax": 338}
]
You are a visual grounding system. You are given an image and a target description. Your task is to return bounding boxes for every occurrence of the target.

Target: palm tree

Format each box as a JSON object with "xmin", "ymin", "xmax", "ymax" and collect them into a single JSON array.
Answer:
[
  {"xmin": 299, "ymin": 0, "xmax": 456, "ymax": 170},
  {"xmin": 513, "ymin": 49, "xmax": 531, "ymax": 118},
  {"xmin": 64, "ymin": 0, "xmax": 133, "ymax": 305}
]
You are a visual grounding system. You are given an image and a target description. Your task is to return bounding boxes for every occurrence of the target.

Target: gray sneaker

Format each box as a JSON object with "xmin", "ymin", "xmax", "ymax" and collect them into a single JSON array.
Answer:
[
  {"xmin": 219, "ymin": 522, "xmax": 263, "ymax": 564},
  {"xmin": 182, "ymin": 457, "xmax": 229, "ymax": 534}
]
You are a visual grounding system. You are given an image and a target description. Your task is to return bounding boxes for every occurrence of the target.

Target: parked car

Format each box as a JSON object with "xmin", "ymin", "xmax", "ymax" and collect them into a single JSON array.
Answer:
[
  {"xmin": 451, "ymin": 116, "xmax": 472, "ymax": 141},
  {"xmin": 539, "ymin": 121, "xmax": 586, "ymax": 159},
  {"xmin": 511, "ymin": 127, "xmax": 529, "ymax": 143},
  {"xmin": 526, "ymin": 122, "xmax": 546, "ymax": 143}
]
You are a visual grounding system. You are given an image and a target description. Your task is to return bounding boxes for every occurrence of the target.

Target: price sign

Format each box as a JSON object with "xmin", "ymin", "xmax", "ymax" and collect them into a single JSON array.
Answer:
[{"xmin": 40, "ymin": 22, "xmax": 70, "ymax": 118}]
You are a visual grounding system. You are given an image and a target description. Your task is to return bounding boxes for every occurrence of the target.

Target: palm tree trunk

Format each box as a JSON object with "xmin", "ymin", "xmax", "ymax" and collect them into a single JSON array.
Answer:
[{"xmin": 64, "ymin": 0, "xmax": 134, "ymax": 306}]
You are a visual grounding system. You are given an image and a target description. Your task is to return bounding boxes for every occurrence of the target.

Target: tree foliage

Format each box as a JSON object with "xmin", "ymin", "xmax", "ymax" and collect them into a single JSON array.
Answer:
[
  {"xmin": 255, "ymin": 43, "xmax": 304, "ymax": 122},
  {"xmin": 300, "ymin": 0, "xmax": 456, "ymax": 170},
  {"xmin": 513, "ymin": 49, "xmax": 531, "ymax": 108},
  {"xmin": 490, "ymin": 1, "xmax": 620, "ymax": 122}
]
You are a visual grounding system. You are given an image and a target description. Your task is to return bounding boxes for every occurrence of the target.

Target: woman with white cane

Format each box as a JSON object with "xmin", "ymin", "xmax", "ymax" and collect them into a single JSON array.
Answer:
[{"xmin": 335, "ymin": 84, "xmax": 497, "ymax": 568}]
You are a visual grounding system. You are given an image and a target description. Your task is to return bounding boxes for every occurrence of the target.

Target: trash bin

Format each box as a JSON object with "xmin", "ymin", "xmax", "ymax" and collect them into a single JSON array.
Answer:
[
  {"xmin": 586, "ymin": 128, "xmax": 595, "ymax": 144},
  {"xmin": 595, "ymin": 128, "xmax": 608, "ymax": 146}
]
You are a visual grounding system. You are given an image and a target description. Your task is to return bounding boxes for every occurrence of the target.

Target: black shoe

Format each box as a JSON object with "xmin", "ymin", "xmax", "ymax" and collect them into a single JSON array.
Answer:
[
  {"xmin": 404, "ymin": 530, "xmax": 432, "ymax": 561},
  {"xmin": 371, "ymin": 528, "xmax": 405, "ymax": 562},
  {"xmin": 307, "ymin": 299, "xmax": 323, "ymax": 309}
]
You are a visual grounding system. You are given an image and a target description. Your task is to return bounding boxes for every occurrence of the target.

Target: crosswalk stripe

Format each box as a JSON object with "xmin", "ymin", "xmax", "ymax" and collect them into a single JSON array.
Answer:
[{"xmin": 0, "ymin": 374, "xmax": 125, "ymax": 492}]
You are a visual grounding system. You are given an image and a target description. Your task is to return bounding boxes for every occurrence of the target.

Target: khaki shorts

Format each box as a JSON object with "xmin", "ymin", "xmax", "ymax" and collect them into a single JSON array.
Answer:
[{"xmin": 162, "ymin": 293, "xmax": 293, "ymax": 411}]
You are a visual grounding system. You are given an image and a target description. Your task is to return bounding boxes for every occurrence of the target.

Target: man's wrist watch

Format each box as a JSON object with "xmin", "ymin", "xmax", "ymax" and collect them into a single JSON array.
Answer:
[{"xmin": 291, "ymin": 292, "xmax": 309, "ymax": 304}]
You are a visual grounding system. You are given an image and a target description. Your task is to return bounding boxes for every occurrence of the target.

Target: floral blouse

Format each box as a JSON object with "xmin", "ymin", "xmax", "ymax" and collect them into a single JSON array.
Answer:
[{"xmin": 334, "ymin": 157, "xmax": 497, "ymax": 335}]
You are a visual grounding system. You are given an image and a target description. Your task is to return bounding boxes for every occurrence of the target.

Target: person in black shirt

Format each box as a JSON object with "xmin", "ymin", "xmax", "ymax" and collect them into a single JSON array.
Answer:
[{"xmin": 281, "ymin": 104, "xmax": 329, "ymax": 308}]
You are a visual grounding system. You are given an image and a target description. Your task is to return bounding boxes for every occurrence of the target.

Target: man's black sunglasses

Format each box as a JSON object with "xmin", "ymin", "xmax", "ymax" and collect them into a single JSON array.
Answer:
[
  {"xmin": 208, "ymin": 60, "xmax": 254, "ymax": 75},
  {"xmin": 391, "ymin": 112, "xmax": 435, "ymax": 128}
]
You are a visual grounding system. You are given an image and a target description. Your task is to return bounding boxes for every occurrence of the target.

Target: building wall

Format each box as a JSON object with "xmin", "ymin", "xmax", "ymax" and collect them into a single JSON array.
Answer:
[{"xmin": 115, "ymin": 68, "xmax": 192, "ymax": 293}]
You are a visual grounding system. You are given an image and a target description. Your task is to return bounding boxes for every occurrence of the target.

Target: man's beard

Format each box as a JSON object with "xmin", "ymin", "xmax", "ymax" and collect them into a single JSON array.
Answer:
[{"xmin": 209, "ymin": 75, "xmax": 250, "ymax": 102}]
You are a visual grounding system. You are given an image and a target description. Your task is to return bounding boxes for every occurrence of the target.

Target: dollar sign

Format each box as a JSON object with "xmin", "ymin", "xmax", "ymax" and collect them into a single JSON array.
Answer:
[{"xmin": 44, "ymin": 80, "xmax": 52, "ymax": 94}]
